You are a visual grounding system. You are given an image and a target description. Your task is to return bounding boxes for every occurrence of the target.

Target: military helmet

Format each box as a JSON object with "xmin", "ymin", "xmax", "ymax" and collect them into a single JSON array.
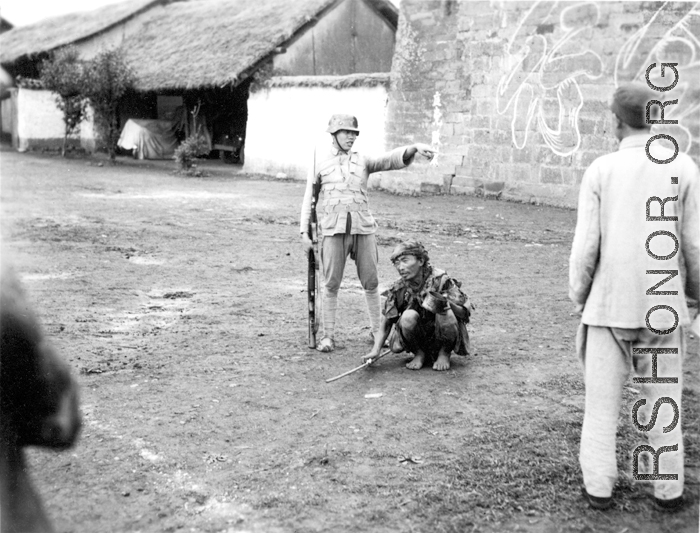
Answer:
[{"xmin": 326, "ymin": 114, "xmax": 360, "ymax": 135}]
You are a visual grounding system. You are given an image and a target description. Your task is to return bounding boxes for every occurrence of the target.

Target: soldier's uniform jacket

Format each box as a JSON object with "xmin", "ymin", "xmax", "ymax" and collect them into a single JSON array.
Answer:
[
  {"xmin": 384, "ymin": 267, "xmax": 472, "ymax": 355},
  {"xmin": 300, "ymin": 145, "xmax": 411, "ymax": 237}
]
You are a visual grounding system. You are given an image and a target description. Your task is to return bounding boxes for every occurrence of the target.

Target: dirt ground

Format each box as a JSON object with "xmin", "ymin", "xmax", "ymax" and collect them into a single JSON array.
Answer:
[{"xmin": 0, "ymin": 148, "xmax": 698, "ymax": 533}]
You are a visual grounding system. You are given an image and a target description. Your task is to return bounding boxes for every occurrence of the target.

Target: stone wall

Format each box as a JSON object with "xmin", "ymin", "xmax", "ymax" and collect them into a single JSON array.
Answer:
[{"xmin": 382, "ymin": 0, "xmax": 700, "ymax": 206}]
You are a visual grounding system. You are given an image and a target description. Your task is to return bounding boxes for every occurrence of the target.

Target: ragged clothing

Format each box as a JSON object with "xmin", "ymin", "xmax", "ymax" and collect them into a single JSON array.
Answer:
[
  {"xmin": 299, "ymin": 144, "xmax": 412, "ymax": 237},
  {"xmin": 384, "ymin": 267, "xmax": 472, "ymax": 356}
]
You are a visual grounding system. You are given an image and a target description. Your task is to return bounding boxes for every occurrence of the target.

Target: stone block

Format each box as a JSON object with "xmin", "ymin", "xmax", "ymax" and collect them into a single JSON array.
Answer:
[
  {"xmin": 471, "ymin": 84, "xmax": 493, "ymax": 98},
  {"xmin": 420, "ymin": 182, "xmax": 443, "ymax": 194},
  {"xmin": 443, "ymin": 112, "xmax": 463, "ymax": 123},
  {"xmin": 578, "ymin": 117, "xmax": 598, "ymax": 135},
  {"xmin": 500, "ymin": 181, "xmax": 578, "ymax": 208},
  {"xmin": 476, "ymin": 98, "xmax": 495, "ymax": 116},
  {"xmin": 468, "ymin": 116, "xmax": 491, "ymax": 129},
  {"xmin": 498, "ymin": 145, "xmax": 513, "ymax": 164},
  {"xmin": 512, "ymin": 147, "xmax": 532, "ymax": 164},
  {"xmin": 541, "ymin": 166, "xmax": 563, "ymax": 184},
  {"xmin": 561, "ymin": 167, "xmax": 579, "ymax": 186},
  {"xmin": 451, "ymin": 185, "xmax": 479, "ymax": 196},
  {"xmin": 490, "ymin": 129, "xmax": 510, "ymax": 145},
  {"xmin": 512, "ymin": 164, "xmax": 535, "ymax": 183},
  {"xmin": 438, "ymin": 153, "xmax": 464, "ymax": 169},
  {"xmin": 452, "ymin": 176, "xmax": 483, "ymax": 189},
  {"xmin": 493, "ymin": 115, "xmax": 512, "ymax": 132},
  {"xmin": 439, "ymin": 123, "xmax": 454, "ymax": 137},
  {"xmin": 452, "ymin": 121, "xmax": 468, "ymax": 136},
  {"xmin": 460, "ymin": 1, "xmax": 497, "ymax": 16},
  {"xmin": 409, "ymin": 11, "xmax": 434, "ymax": 23},
  {"xmin": 445, "ymin": 80, "xmax": 461, "ymax": 94}
]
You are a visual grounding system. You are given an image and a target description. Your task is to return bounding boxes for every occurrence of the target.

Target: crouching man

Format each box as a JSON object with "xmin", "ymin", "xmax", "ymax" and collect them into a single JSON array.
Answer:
[{"xmin": 363, "ymin": 241, "xmax": 473, "ymax": 371}]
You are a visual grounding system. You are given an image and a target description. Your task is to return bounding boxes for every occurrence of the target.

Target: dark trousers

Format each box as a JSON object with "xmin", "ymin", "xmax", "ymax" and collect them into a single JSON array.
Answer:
[{"xmin": 390, "ymin": 308, "xmax": 459, "ymax": 359}]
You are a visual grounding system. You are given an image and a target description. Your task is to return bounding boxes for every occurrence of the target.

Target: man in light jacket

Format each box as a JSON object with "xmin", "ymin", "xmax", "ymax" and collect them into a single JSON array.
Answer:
[{"xmin": 569, "ymin": 82, "xmax": 699, "ymax": 511}]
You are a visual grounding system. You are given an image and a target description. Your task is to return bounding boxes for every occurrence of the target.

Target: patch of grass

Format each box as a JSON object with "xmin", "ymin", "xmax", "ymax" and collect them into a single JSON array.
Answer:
[
  {"xmin": 536, "ymin": 374, "xmax": 584, "ymax": 394},
  {"xmin": 410, "ymin": 417, "xmax": 582, "ymax": 528},
  {"xmin": 407, "ymin": 393, "xmax": 698, "ymax": 531}
]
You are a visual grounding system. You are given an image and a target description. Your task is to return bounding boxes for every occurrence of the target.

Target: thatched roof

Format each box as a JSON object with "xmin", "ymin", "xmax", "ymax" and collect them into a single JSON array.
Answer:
[
  {"xmin": 122, "ymin": 0, "xmax": 397, "ymax": 91},
  {"xmin": 0, "ymin": 0, "xmax": 398, "ymax": 91},
  {"xmin": 0, "ymin": 0, "xmax": 164, "ymax": 64}
]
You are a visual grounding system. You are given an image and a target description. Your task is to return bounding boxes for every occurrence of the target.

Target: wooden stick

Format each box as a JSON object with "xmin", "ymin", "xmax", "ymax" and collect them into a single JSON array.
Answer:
[{"xmin": 325, "ymin": 349, "xmax": 391, "ymax": 383}]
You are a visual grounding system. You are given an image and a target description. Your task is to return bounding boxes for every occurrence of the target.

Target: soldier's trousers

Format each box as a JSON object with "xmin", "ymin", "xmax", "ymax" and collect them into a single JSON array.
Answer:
[{"xmin": 320, "ymin": 233, "xmax": 380, "ymax": 339}]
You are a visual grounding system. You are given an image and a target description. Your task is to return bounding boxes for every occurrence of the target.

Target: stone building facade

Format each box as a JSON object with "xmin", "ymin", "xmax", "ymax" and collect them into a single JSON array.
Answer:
[{"xmin": 379, "ymin": 0, "xmax": 700, "ymax": 207}]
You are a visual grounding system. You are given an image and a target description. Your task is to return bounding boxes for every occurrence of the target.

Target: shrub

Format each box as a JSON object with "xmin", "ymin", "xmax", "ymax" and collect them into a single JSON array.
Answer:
[{"xmin": 174, "ymin": 133, "xmax": 210, "ymax": 174}]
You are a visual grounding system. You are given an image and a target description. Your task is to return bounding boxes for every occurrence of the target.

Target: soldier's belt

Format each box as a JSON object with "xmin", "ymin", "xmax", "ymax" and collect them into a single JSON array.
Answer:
[{"xmin": 327, "ymin": 203, "xmax": 367, "ymax": 213}]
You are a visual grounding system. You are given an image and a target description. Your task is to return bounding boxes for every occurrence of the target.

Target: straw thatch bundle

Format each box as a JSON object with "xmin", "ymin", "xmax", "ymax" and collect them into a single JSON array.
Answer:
[
  {"xmin": 0, "ymin": 0, "xmax": 162, "ymax": 64},
  {"xmin": 266, "ymin": 73, "xmax": 391, "ymax": 89}
]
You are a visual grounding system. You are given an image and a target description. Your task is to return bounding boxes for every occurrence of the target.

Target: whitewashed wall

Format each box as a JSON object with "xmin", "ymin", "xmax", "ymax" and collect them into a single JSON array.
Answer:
[
  {"xmin": 245, "ymin": 83, "xmax": 390, "ymax": 180},
  {"xmin": 1, "ymin": 98, "xmax": 12, "ymax": 134},
  {"xmin": 15, "ymin": 88, "xmax": 95, "ymax": 152}
]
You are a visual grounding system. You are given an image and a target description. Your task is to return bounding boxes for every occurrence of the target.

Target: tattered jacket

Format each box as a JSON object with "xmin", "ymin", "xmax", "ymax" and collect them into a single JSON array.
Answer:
[{"xmin": 384, "ymin": 267, "xmax": 473, "ymax": 355}]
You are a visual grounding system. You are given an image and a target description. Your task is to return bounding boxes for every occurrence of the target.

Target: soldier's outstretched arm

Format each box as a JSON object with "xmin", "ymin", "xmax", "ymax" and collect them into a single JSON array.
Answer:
[
  {"xmin": 364, "ymin": 143, "xmax": 436, "ymax": 174},
  {"xmin": 402, "ymin": 143, "xmax": 436, "ymax": 164}
]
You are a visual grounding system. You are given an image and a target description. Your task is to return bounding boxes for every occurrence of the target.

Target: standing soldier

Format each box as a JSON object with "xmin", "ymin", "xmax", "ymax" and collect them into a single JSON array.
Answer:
[
  {"xmin": 569, "ymin": 83, "xmax": 699, "ymax": 511},
  {"xmin": 300, "ymin": 114, "xmax": 435, "ymax": 352}
]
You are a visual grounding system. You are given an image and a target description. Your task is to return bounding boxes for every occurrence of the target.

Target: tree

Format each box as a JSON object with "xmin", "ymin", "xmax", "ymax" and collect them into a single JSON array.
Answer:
[
  {"xmin": 82, "ymin": 47, "xmax": 135, "ymax": 162},
  {"xmin": 39, "ymin": 47, "xmax": 87, "ymax": 157}
]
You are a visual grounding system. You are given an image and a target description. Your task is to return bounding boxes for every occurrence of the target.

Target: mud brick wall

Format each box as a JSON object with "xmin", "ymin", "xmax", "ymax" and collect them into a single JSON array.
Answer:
[{"xmin": 378, "ymin": 0, "xmax": 700, "ymax": 207}]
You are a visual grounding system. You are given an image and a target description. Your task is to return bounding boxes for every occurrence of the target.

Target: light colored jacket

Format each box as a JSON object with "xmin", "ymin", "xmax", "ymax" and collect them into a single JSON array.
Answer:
[
  {"xmin": 299, "ymin": 144, "xmax": 411, "ymax": 236},
  {"xmin": 569, "ymin": 133, "xmax": 699, "ymax": 329}
]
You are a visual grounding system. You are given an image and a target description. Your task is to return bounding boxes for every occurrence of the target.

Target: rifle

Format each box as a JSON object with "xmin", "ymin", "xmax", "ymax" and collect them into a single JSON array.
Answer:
[{"xmin": 307, "ymin": 160, "xmax": 321, "ymax": 348}]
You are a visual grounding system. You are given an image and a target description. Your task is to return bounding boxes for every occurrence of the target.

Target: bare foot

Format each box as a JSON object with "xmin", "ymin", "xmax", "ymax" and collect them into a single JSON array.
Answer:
[
  {"xmin": 433, "ymin": 352, "xmax": 451, "ymax": 371},
  {"xmin": 406, "ymin": 352, "xmax": 425, "ymax": 370}
]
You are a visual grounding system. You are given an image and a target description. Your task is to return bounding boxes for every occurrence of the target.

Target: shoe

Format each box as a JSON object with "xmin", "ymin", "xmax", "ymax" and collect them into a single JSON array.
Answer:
[
  {"xmin": 654, "ymin": 495, "xmax": 684, "ymax": 512},
  {"xmin": 581, "ymin": 487, "xmax": 612, "ymax": 510},
  {"xmin": 316, "ymin": 337, "xmax": 335, "ymax": 353}
]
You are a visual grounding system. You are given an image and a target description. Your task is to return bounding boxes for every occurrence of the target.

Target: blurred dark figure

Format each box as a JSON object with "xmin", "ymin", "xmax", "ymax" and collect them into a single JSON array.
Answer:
[{"xmin": 1, "ymin": 263, "xmax": 82, "ymax": 533}]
